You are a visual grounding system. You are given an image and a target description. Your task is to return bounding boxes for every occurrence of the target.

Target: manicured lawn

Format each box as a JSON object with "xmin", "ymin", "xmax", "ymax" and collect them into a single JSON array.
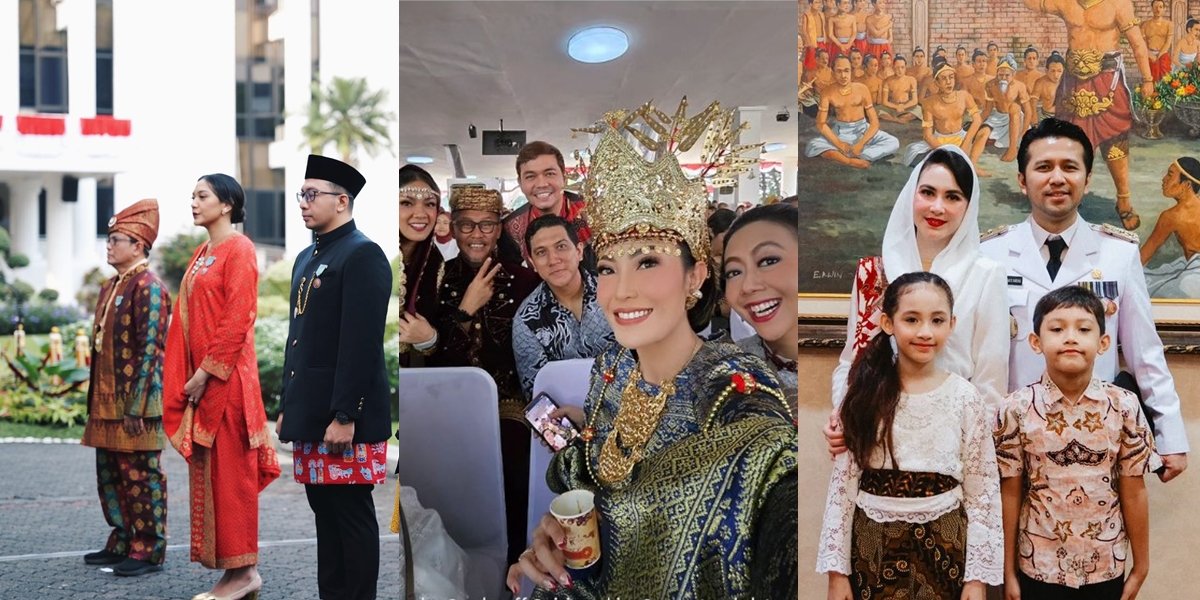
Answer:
[{"xmin": 0, "ymin": 419, "xmax": 85, "ymax": 439}]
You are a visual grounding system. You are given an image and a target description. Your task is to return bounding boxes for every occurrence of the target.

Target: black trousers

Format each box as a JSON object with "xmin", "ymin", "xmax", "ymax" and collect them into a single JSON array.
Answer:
[
  {"xmin": 305, "ymin": 484, "xmax": 379, "ymax": 600},
  {"xmin": 1018, "ymin": 572, "xmax": 1123, "ymax": 600}
]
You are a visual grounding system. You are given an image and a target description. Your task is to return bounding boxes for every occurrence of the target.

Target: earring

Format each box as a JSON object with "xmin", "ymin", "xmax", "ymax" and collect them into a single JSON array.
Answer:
[{"xmin": 685, "ymin": 289, "xmax": 702, "ymax": 309}]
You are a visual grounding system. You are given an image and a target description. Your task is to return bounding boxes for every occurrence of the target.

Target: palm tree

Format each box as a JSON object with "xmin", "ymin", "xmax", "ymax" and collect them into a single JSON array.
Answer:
[{"xmin": 302, "ymin": 76, "xmax": 396, "ymax": 166}]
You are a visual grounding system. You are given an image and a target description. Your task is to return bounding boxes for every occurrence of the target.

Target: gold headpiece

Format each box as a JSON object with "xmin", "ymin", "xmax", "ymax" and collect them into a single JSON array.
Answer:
[
  {"xmin": 572, "ymin": 97, "xmax": 761, "ymax": 262},
  {"xmin": 449, "ymin": 185, "xmax": 503, "ymax": 214}
]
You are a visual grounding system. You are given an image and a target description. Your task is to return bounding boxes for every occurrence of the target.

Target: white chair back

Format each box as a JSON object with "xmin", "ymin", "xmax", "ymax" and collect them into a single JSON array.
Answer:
[
  {"xmin": 397, "ymin": 367, "xmax": 506, "ymax": 600},
  {"xmin": 526, "ymin": 358, "xmax": 595, "ymax": 541}
]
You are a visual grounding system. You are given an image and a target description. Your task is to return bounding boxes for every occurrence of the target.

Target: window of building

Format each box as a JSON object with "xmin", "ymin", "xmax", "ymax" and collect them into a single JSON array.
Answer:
[
  {"xmin": 19, "ymin": 0, "xmax": 69, "ymax": 113},
  {"xmin": 38, "ymin": 188, "xmax": 47, "ymax": 237},
  {"xmin": 243, "ymin": 189, "xmax": 286, "ymax": 247},
  {"xmin": 95, "ymin": 182, "xmax": 115, "ymax": 236},
  {"xmin": 96, "ymin": 0, "xmax": 114, "ymax": 115}
]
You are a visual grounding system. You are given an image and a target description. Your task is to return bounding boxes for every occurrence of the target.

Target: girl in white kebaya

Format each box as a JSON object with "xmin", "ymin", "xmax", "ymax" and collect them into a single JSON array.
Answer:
[{"xmin": 818, "ymin": 271, "xmax": 1003, "ymax": 600}]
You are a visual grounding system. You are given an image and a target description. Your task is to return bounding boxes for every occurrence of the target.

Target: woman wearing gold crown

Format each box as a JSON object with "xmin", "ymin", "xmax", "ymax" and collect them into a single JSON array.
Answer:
[{"xmin": 505, "ymin": 99, "xmax": 798, "ymax": 599}]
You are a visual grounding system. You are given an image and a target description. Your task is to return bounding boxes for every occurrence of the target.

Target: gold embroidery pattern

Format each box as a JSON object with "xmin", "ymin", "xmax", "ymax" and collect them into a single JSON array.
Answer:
[
  {"xmin": 1064, "ymin": 88, "xmax": 1114, "ymax": 118},
  {"xmin": 1106, "ymin": 145, "xmax": 1127, "ymax": 161}
]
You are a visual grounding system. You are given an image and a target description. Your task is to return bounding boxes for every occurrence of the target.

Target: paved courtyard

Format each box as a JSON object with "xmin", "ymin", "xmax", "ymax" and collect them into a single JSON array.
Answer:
[{"xmin": 0, "ymin": 441, "xmax": 401, "ymax": 599}]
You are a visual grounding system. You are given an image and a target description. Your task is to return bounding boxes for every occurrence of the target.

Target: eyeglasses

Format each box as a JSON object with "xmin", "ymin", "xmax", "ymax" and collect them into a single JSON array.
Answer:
[
  {"xmin": 295, "ymin": 189, "xmax": 342, "ymax": 204},
  {"xmin": 453, "ymin": 219, "xmax": 500, "ymax": 234},
  {"xmin": 106, "ymin": 235, "xmax": 137, "ymax": 246}
]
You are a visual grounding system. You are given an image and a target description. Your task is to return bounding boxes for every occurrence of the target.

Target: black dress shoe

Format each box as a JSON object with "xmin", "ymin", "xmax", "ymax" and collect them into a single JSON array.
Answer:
[
  {"xmin": 83, "ymin": 549, "xmax": 125, "ymax": 565},
  {"xmin": 113, "ymin": 557, "xmax": 163, "ymax": 577}
]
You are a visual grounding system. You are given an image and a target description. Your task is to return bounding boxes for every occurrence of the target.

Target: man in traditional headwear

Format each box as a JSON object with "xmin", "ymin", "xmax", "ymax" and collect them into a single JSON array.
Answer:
[
  {"xmin": 81, "ymin": 199, "xmax": 171, "ymax": 577},
  {"xmin": 278, "ymin": 155, "xmax": 393, "ymax": 600},
  {"xmin": 902, "ymin": 58, "xmax": 984, "ymax": 167},
  {"xmin": 1022, "ymin": 0, "xmax": 1155, "ymax": 230},
  {"xmin": 430, "ymin": 185, "xmax": 539, "ymax": 566}
]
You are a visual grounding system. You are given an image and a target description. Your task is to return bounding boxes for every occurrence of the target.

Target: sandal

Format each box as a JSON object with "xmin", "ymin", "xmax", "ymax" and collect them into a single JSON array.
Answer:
[{"xmin": 1117, "ymin": 208, "xmax": 1141, "ymax": 231}]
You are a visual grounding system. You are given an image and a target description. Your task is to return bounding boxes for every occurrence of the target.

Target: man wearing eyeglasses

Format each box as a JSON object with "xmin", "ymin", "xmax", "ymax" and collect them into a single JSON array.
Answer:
[
  {"xmin": 430, "ymin": 185, "xmax": 538, "ymax": 567},
  {"xmin": 81, "ymin": 199, "xmax": 171, "ymax": 577},
  {"xmin": 277, "ymin": 155, "xmax": 393, "ymax": 600}
]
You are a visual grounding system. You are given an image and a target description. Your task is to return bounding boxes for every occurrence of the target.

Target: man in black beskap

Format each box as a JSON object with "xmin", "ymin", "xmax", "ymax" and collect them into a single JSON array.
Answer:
[{"xmin": 277, "ymin": 154, "xmax": 392, "ymax": 600}]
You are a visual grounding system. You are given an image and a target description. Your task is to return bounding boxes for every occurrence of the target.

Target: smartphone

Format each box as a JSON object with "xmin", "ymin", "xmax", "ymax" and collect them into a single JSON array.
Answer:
[{"xmin": 524, "ymin": 392, "xmax": 580, "ymax": 452}]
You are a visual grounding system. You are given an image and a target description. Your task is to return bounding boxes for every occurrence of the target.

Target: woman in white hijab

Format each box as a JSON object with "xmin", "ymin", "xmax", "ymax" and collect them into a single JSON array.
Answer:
[{"xmin": 829, "ymin": 145, "xmax": 1009, "ymax": 410}]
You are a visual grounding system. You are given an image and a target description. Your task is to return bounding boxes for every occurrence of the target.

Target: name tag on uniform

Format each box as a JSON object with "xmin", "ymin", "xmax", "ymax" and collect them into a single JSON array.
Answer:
[{"xmin": 1007, "ymin": 275, "xmax": 1023, "ymax": 286}]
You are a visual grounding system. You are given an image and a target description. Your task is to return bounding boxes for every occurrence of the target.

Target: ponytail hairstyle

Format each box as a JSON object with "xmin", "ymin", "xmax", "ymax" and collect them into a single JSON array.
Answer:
[{"xmin": 840, "ymin": 271, "xmax": 955, "ymax": 468}]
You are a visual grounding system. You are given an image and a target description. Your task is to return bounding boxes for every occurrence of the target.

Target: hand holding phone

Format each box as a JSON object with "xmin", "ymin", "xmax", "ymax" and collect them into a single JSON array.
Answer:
[{"xmin": 524, "ymin": 392, "xmax": 580, "ymax": 452}]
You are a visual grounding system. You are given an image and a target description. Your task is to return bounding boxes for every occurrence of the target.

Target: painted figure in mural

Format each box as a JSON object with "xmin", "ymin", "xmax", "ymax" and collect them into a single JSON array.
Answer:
[
  {"xmin": 849, "ymin": 47, "xmax": 866, "ymax": 80},
  {"xmin": 827, "ymin": 0, "xmax": 857, "ymax": 61},
  {"xmin": 1022, "ymin": 0, "xmax": 1155, "ymax": 231},
  {"xmin": 1014, "ymin": 46, "xmax": 1045, "ymax": 91},
  {"xmin": 981, "ymin": 55, "xmax": 1038, "ymax": 162},
  {"xmin": 910, "ymin": 46, "xmax": 931, "ymax": 83},
  {"xmin": 879, "ymin": 55, "xmax": 921, "ymax": 123},
  {"xmin": 1032, "ymin": 51, "xmax": 1067, "ymax": 119},
  {"xmin": 812, "ymin": 47, "xmax": 835, "ymax": 92},
  {"xmin": 902, "ymin": 59, "xmax": 984, "ymax": 168},
  {"xmin": 853, "ymin": 0, "xmax": 871, "ymax": 54},
  {"xmin": 879, "ymin": 49, "xmax": 895, "ymax": 79},
  {"xmin": 1142, "ymin": 158, "xmax": 1200, "ymax": 297},
  {"xmin": 963, "ymin": 50, "xmax": 993, "ymax": 110},
  {"xmin": 1142, "ymin": 0, "xmax": 1173, "ymax": 81},
  {"xmin": 808, "ymin": 55, "xmax": 901, "ymax": 168},
  {"xmin": 861, "ymin": 55, "xmax": 884, "ymax": 102},
  {"xmin": 865, "ymin": 0, "xmax": 892, "ymax": 58},
  {"xmin": 986, "ymin": 41, "xmax": 1001, "ymax": 77},
  {"xmin": 801, "ymin": 0, "xmax": 828, "ymax": 76},
  {"xmin": 954, "ymin": 45, "xmax": 975, "ymax": 84},
  {"xmin": 1178, "ymin": 17, "xmax": 1199, "ymax": 70}
]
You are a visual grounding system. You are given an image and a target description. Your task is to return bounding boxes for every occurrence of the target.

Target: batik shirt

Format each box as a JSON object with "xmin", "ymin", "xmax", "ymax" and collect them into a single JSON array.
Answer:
[
  {"xmin": 994, "ymin": 375, "xmax": 1156, "ymax": 588},
  {"xmin": 511, "ymin": 270, "xmax": 614, "ymax": 399}
]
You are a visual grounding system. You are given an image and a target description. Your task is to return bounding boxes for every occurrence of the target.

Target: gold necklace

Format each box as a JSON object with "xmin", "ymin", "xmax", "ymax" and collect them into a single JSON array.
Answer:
[
  {"xmin": 838, "ymin": 85, "xmax": 853, "ymax": 96},
  {"xmin": 597, "ymin": 367, "xmax": 675, "ymax": 486}
]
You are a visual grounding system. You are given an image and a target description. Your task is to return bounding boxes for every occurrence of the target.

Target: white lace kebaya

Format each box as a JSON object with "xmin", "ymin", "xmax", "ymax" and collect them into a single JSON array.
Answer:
[{"xmin": 816, "ymin": 372, "xmax": 1004, "ymax": 585}]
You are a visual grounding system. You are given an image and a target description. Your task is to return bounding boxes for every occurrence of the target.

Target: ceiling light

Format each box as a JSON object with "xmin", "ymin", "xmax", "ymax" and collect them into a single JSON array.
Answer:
[
  {"xmin": 406, "ymin": 155, "xmax": 434, "ymax": 164},
  {"xmin": 568, "ymin": 26, "xmax": 629, "ymax": 64},
  {"xmin": 763, "ymin": 143, "xmax": 787, "ymax": 153}
]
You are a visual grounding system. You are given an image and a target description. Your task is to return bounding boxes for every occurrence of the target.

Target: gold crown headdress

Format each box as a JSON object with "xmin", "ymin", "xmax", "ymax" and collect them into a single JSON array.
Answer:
[
  {"xmin": 572, "ymin": 97, "xmax": 761, "ymax": 262},
  {"xmin": 449, "ymin": 185, "xmax": 503, "ymax": 214}
]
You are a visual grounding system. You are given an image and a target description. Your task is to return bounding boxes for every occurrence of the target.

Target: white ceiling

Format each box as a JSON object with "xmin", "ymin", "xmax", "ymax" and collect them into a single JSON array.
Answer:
[{"xmin": 399, "ymin": 0, "xmax": 798, "ymax": 190}]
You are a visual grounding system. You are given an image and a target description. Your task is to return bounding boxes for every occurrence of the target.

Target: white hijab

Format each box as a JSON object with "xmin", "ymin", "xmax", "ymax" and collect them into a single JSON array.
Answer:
[{"xmin": 880, "ymin": 144, "xmax": 982, "ymax": 291}]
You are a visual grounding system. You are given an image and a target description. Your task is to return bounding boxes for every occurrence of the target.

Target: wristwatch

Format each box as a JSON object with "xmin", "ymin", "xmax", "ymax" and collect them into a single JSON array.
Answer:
[{"xmin": 334, "ymin": 411, "xmax": 353, "ymax": 425}]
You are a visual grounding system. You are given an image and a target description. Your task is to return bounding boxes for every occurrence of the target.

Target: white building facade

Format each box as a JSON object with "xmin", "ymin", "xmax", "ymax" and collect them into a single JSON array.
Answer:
[{"xmin": 0, "ymin": 0, "xmax": 398, "ymax": 303}]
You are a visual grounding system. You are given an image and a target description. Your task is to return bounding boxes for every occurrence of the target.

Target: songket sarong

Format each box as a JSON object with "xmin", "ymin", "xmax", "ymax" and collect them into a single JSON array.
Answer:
[
  {"xmin": 806, "ymin": 118, "xmax": 899, "ymax": 162},
  {"xmin": 96, "ymin": 449, "xmax": 167, "ymax": 564},
  {"xmin": 983, "ymin": 109, "xmax": 1015, "ymax": 148},
  {"xmin": 1054, "ymin": 50, "xmax": 1132, "ymax": 148},
  {"xmin": 903, "ymin": 128, "xmax": 966, "ymax": 166},
  {"xmin": 849, "ymin": 469, "xmax": 967, "ymax": 599}
]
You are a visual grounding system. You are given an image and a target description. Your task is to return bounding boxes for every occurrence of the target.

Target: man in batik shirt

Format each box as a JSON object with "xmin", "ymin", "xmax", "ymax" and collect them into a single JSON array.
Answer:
[
  {"xmin": 81, "ymin": 199, "xmax": 171, "ymax": 577},
  {"xmin": 511, "ymin": 215, "xmax": 614, "ymax": 400}
]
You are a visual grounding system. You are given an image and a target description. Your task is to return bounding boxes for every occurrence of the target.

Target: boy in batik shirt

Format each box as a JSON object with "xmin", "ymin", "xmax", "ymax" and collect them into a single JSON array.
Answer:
[{"xmin": 994, "ymin": 286, "xmax": 1156, "ymax": 600}]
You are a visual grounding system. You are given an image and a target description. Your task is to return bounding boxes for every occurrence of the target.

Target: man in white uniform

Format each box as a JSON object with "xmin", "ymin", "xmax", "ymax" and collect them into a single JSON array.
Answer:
[{"xmin": 980, "ymin": 118, "xmax": 1188, "ymax": 482}]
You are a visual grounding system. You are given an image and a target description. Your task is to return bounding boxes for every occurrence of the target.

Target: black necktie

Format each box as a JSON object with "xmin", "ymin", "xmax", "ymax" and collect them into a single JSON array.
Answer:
[{"xmin": 1046, "ymin": 237, "xmax": 1068, "ymax": 281}]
